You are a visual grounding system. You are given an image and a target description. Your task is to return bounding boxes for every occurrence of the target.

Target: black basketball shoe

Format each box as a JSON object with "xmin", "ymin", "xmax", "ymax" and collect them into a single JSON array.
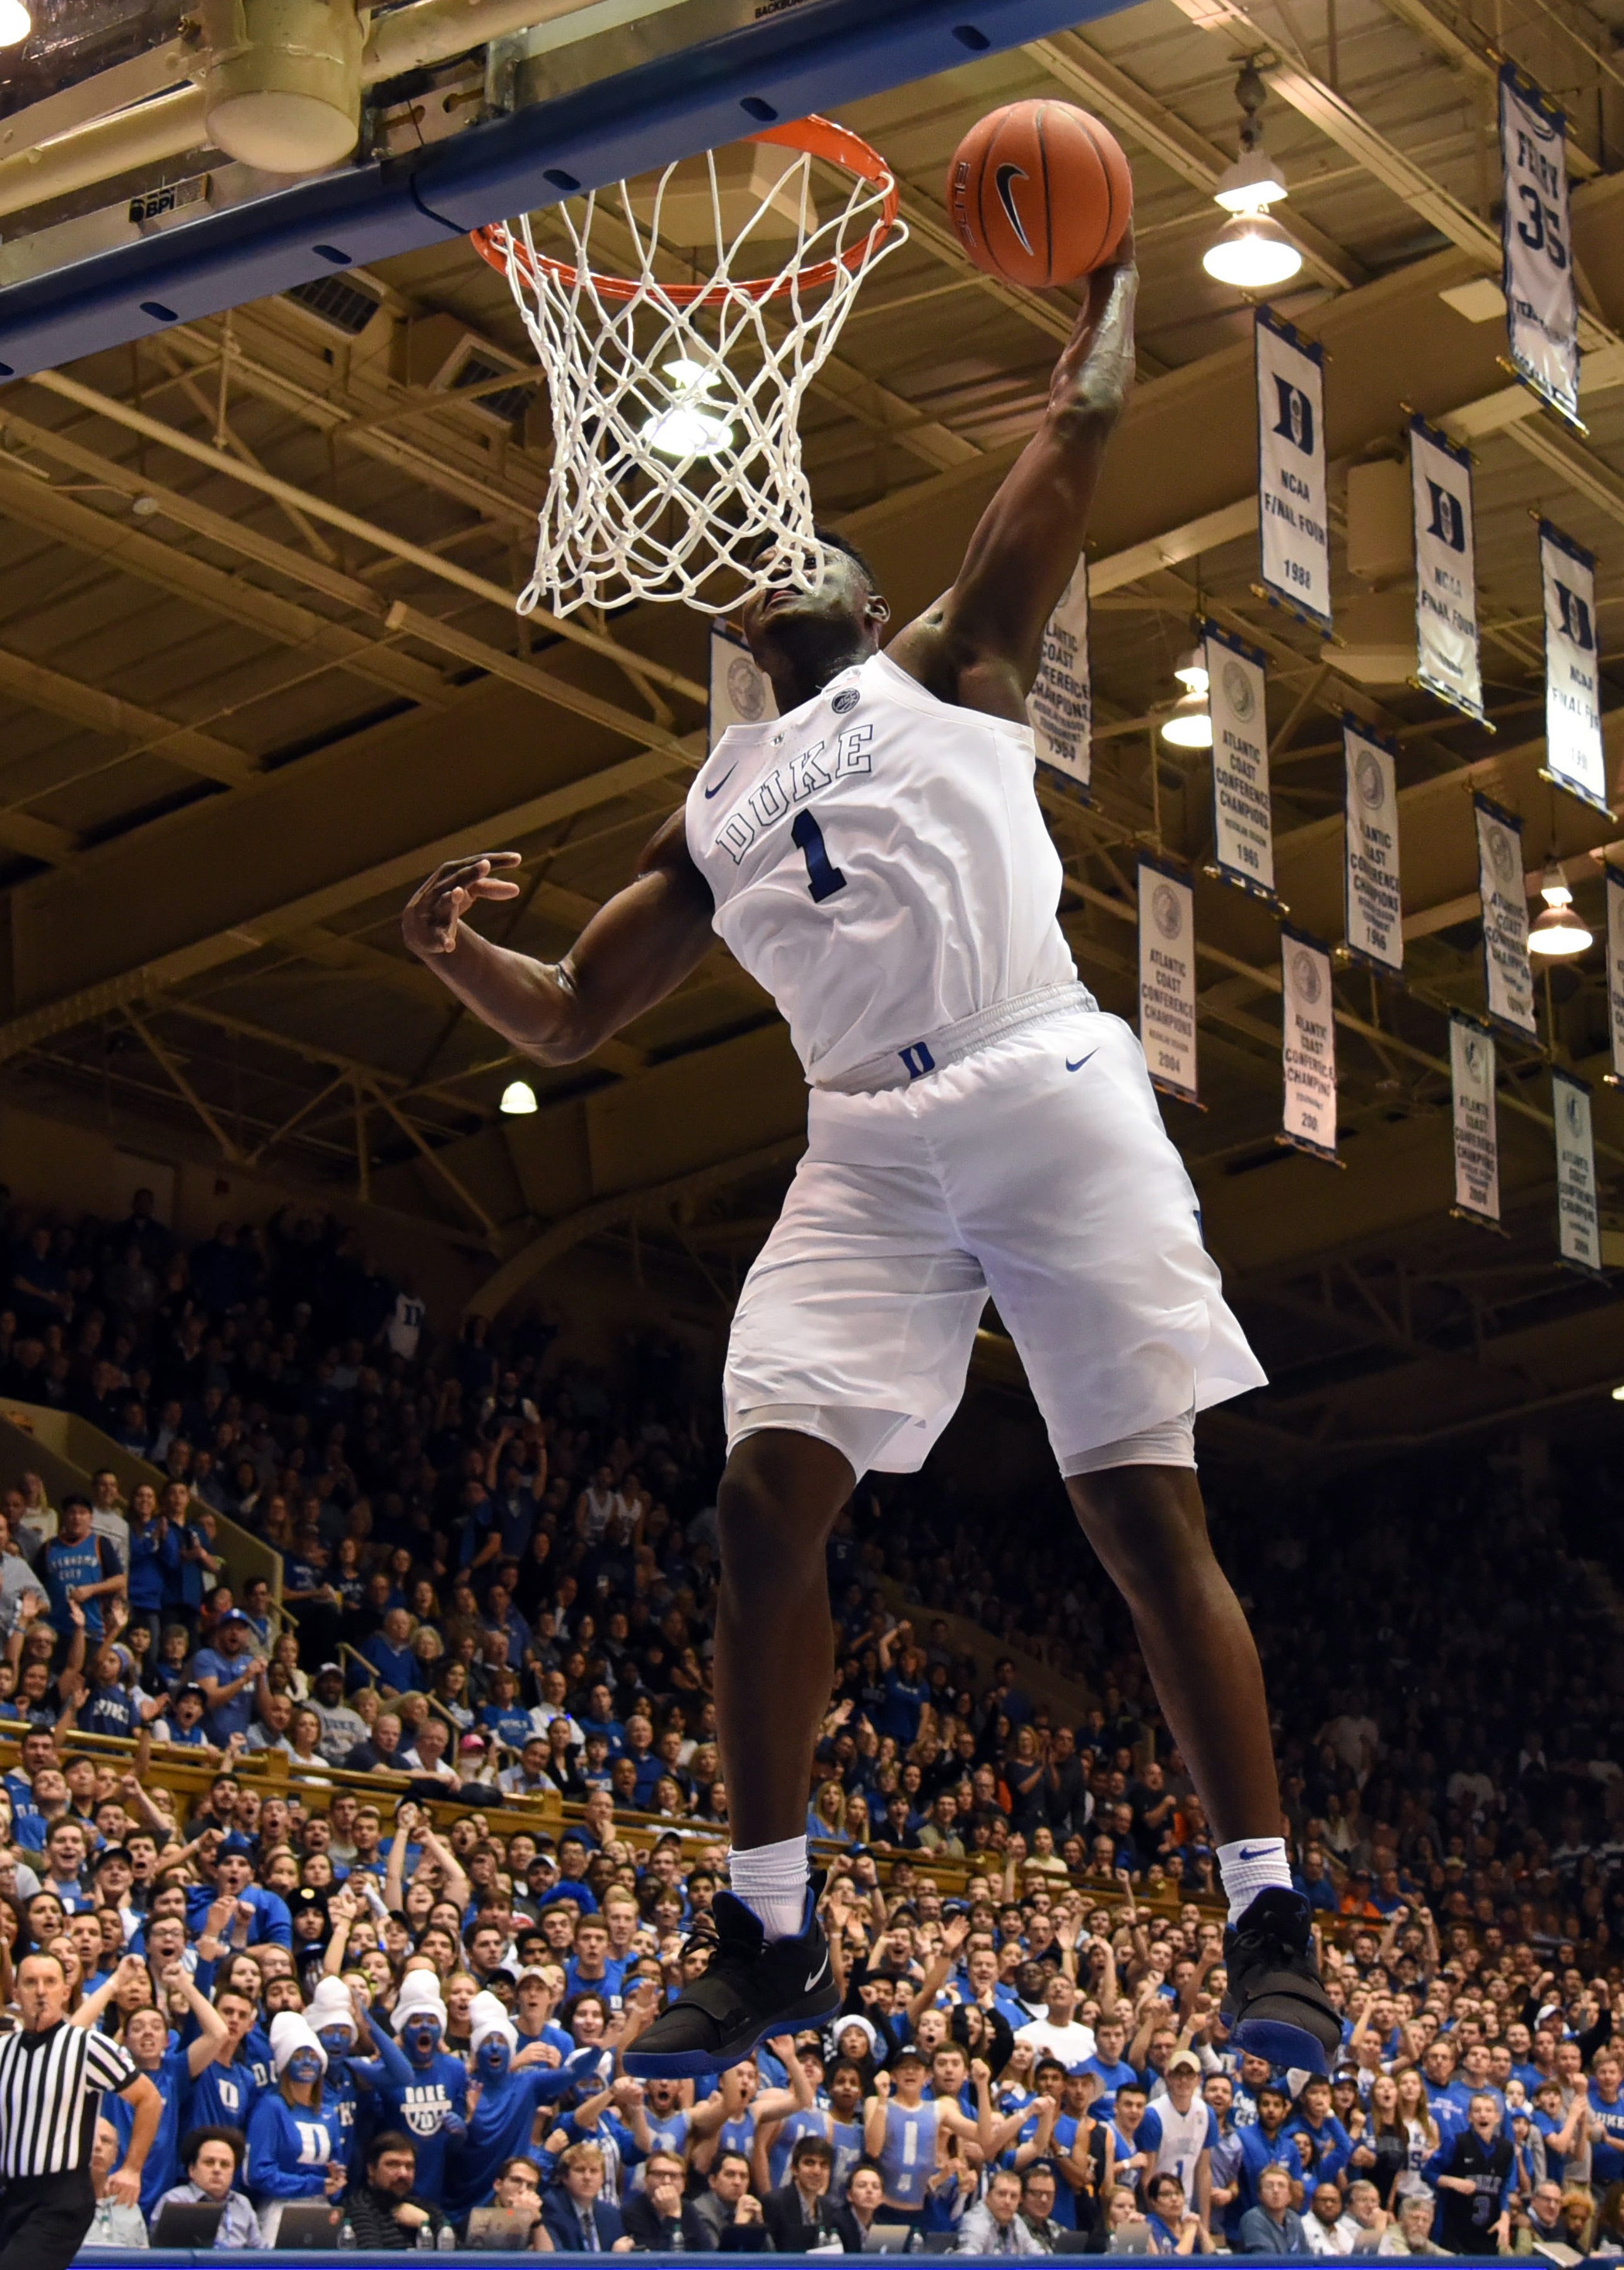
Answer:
[
  {"xmin": 1221, "ymin": 1886, "xmax": 1343, "ymax": 2075},
  {"xmin": 622, "ymin": 1876, "xmax": 840, "ymax": 2079}
]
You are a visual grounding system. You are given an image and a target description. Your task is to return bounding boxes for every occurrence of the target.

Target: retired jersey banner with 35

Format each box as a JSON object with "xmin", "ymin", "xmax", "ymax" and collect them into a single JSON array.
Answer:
[
  {"xmin": 1281, "ymin": 929, "xmax": 1337, "ymax": 1160},
  {"xmin": 1541, "ymin": 521, "xmax": 1608, "ymax": 812},
  {"xmin": 1449, "ymin": 1014, "xmax": 1500, "ymax": 1226},
  {"xmin": 1500, "ymin": 67, "xmax": 1580, "ymax": 428},
  {"xmin": 1342, "ymin": 723, "xmax": 1403, "ymax": 973},
  {"xmin": 1030, "ymin": 561, "xmax": 1092, "ymax": 794},
  {"xmin": 1608, "ymin": 866, "xmax": 1624, "ymax": 1081},
  {"xmin": 1138, "ymin": 858, "xmax": 1198, "ymax": 1105},
  {"xmin": 1553, "ymin": 1069, "xmax": 1602, "ymax": 1272},
  {"xmin": 708, "ymin": 624, "xmax": 775, "ymax": 748},
  {"xmin": 1255, "ymin": 309, "xmax": 1331, "ymax": 628},
  {"xmin": 1475, "ymin": 795, "xmax": 1537, "ymax": 1037},
  {"xmin": 1410, "ymin": 418, "xmax": 1483, "ymax": 720},
  {"xmin": 1205, "ymin": 623, "xmax": 1275, "ymax": 899}
]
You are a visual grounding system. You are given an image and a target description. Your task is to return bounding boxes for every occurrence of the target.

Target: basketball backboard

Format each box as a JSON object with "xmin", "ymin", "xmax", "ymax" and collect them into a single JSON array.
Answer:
[{"xmin": 0, "ymin": 0, "xmax": 1136, "ymax": 380}]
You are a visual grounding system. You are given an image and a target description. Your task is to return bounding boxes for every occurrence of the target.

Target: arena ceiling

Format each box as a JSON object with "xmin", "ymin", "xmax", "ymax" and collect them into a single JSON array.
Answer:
[{"xmin": 1, "ymin": 0, "xmax": 1623, "ymax": 1465}]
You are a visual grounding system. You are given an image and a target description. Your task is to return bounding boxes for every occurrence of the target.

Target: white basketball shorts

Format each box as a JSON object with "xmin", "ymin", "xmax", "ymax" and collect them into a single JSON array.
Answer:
[{"xmin": 722, "ymin": 1000, "xmax": 1266, "ymax": 1475}]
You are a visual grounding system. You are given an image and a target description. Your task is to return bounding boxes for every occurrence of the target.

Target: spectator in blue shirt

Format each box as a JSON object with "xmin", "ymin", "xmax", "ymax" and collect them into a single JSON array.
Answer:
[
  {"xmin": 359, "ymin": 1609, "xmax": 419, "ymax": 1694},
  {"xmin": 192, "ymin": 1612, "xmax": 264, "ymax": 1743},
  {"xmin": 42, "ymin": 1496, "xmax": 125, "ymax": 1643},
  {"xmin": 1237, "ymin": 2163, "xmax": 1309, "ymax": 2254}
]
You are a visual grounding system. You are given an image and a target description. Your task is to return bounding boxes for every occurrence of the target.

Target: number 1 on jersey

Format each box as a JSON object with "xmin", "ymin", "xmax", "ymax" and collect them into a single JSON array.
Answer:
[{"xmin": 791, "ymin": 810, "xmax": 847, "ymax": 904}]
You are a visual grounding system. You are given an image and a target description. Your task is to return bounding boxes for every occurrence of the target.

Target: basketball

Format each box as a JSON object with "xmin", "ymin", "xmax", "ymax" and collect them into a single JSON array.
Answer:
[{"xmin": 945, "ymin": 99, "xmax": 1132, "ymax": 289}]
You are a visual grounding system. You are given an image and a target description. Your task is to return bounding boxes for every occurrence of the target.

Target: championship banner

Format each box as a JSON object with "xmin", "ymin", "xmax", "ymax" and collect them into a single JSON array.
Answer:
[
  {"xmin": 1500, "ymin": 66, "xmax": 1580, "ymax": 428},
  {"xmin": 1280, "ymin": 928, "xmax": 1337, "ymax": 1161},
  {"xmin": 1410, "ymin": 418, "xmax": 1483, "ymax": 721},
  {"xmin": 1255, "ymin": 308, "xmax": 1331, "ymax": 629},
  {"xmin": 708, "ymin": 623, "xmax": 775, "ymax": 748},
  {"xmin": 1607, "ymin": 866, "xmax": 1624, "ymax": 1083},
  {"xmin": 1030, "ymin": 561, "xmax": 1092, "ymax": 794},
  {"xmin": 1540, "ymin": 521, "xmax": 1608, "ymax": 812},
  {"xmin": 1449, "ymin": 1014, "xmax": 1500, "ymax": 1227},
  {"xmin": 1342, "ymin": 722, "xmax": 1403, "ymax": 973},
  {"xmin": 1553, "ymin": 1068, "xmax": 1602, "ymax": 1273},
  {"xmin": 1137, "ymin": 858, "xmax": 1198, "ymax": 1105},
  {"xmin": 1205, "ymin": 622, "xmax": 1276, "ymax": 899},
  {"xmin": 1475, "ymin": 795, "xmax": 1537, "ymax": 1037}
]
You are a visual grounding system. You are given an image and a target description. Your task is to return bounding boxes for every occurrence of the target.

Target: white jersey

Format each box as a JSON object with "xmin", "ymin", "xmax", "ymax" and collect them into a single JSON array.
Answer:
[{"xmin": 686, "ymin": 648, "xmax": 1076, "ymax": 1084}]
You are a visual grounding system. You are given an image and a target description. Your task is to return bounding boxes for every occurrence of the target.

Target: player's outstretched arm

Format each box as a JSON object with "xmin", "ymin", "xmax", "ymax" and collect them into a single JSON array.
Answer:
[
  {"xmin": 889, "ymin": 236, "xmax": 1137, "ymax": 716},
  {"xmin": 402, "ymin": 810, "xmax": 716, "ymax": 1064}
]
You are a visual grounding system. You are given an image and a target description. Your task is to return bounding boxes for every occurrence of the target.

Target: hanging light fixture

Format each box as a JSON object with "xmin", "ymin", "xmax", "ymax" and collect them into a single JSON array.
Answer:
[
  {"xmin": 500, "ymin": 1080, "xmax": 539, "ymax": 1115},
  {"xmin": 1203, "ymin": 64, "xmax": 1304, "ymax": 290},
  {"xmin": 1160, "ymin": 646, "xmax": 1212, "ymax": 748},
  {"xmin": 0, "ymin": 1, "xmax": 30, "ymax": 42},
  {"xmin": 1528, "ymin": 863, "xmax": 1593, "ymax": 957},
  {"xmin": 643, "ymin": 358, "xmax": 737, "ymax": 460}
]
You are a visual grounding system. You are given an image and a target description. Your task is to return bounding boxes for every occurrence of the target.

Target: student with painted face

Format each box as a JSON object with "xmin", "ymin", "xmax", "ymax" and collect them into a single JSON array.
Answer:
[
  {"xmin": 370, "ymin": 1969, "xmax": 467, "ymax": 2206},
  {"xmin": 444, "ymin": 1988, "xmax": 595, "ymax": 2219},
  {"xmin": 245, "ymin": 2012, "xmax": 347, "ymax": 2212}
]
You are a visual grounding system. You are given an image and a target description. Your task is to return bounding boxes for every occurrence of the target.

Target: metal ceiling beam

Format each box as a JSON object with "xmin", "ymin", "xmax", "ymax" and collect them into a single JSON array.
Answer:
[
  {"xmin": 1369, "ymin": 0, "xmax": 1599, "ymax": 176},
  {"xmin": 0, "ymin": 639, "xmax": 258, "ymax": 790}
]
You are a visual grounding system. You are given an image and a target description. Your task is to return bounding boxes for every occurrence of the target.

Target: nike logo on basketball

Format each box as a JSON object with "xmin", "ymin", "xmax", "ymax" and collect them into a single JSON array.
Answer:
[
  {"xmin": 994, "ymin": 163, "xmax": 1033, "ymax": 253},
  {"xmin": 1065, "ymin": 1051, "xmax": 1098, "ymax": 1073},
  {"xmin": 704, "ymin": 767, "xmax": 736, "ymax": 799},
  {"xmin": 804, "ymin": 1952, "xmax": 830, "ymax": 1994}
]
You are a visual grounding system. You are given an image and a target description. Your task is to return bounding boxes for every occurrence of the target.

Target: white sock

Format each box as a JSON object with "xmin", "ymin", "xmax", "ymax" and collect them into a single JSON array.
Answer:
[
  {"xmin": 728, "ymin": 1834, "xmax": 809, "ymax": 1943},
  {"xmin": 1217, "ymin": 1836, "xmax": 1293, "ymax": 1924}
]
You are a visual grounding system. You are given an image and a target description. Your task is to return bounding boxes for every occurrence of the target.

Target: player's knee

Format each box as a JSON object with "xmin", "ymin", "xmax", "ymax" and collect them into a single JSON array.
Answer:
[
  {"xmin": 717, "ymin": 1436, "xmax": 847, "ymax": 1597},
  {"xmin": 1066, "ymin": 1464, "xmax": 1214, "ymax": 1598}
]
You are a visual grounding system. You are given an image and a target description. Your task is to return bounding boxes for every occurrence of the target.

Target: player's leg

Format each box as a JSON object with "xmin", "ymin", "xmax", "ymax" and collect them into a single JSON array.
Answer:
[{"xmin": 1065, "ymin": 1457, "xmax": 1340, "ymax": 2071}]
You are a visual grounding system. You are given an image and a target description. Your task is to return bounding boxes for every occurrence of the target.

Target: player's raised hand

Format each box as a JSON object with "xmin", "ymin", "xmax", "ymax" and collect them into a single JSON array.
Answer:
[{"xmin": 402, "ymin": 852, "xmax": 522, "ymax": 957}]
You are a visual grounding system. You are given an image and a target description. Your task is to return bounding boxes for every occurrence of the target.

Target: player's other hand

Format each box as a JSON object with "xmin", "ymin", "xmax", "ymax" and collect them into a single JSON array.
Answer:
[
  {"xmin": 402, "ymin": 852, "xmax": 522, "ymax": 957},
  {"xmin": 107, "ymin": 2167, "xmax": 141, "ymax": 2208}
]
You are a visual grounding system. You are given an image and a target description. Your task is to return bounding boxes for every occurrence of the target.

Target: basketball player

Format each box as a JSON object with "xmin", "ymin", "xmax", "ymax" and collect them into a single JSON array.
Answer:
[{"xmin": 402, "ymin": 228, "xmax": 1339, "ymax": 2080}]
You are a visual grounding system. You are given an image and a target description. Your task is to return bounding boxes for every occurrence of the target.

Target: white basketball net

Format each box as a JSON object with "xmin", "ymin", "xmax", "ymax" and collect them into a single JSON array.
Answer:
[{"xmin": 478, "ymin": 122, "xmax": 907, "ymax": 617}]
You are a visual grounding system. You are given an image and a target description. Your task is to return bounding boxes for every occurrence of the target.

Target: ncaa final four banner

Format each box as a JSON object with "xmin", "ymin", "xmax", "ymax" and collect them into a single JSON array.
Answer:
[
  {"xmin": 1137, "ymin": 858, "xmax": 1198, "ymax": 1106},
  {"xmin": 1607, "ymin": 867, "xmax": 1624, "ymax": 1083},
  {"xmin": 1410, "ymin": 418, "xmax": 1483, "ymax": 721},
  {"xmin": 1541, "ymin": 521, "xmax": 1608, "ymax": 813},
  {"xmin": 1500, "ymin": 66, "xmax": 1580, "ymax": 429},
  {"xmin": 1255, "ymin": 308, "xmax": 1331, "ymax": 629},
  {"xmin": 1553, "ymin": 1068, "xmax": 1603, "ymax": 1274},
  {"xmin": 708, "ymin": 623, "xmax": 775, "ymax": 748},
  {"xmin": 1449, "ymin": 1014, "xmax": 1500, "ymax": 1228},
  {"xmin": 1205, "ymin": 622, "xmax": 1276, "ymax": 900},
  {"xmin": 1342, "ymin": 722, "xmax": 1403, "ymax": 974},
  {"xmin": 1475, "ymin": 795, "xmax": 1538, "ymax": 1037},
  {"xmin": 1030, "ymin": 561, "xmax": 1092, "ymax": 795},
  {"xmin": 1280, "ymin": 928, "xmax": 1337, "ymax": 1161}
]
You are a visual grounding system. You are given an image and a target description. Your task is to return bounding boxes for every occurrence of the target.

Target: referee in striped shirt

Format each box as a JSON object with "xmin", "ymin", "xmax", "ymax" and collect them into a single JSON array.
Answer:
[{"xmin": 0, "ymin": 1952, "xmax": 160, "ymax": 2270}]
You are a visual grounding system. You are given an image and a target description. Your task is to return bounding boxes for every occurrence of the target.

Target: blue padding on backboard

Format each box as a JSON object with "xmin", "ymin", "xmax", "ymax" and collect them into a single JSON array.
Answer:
[{"xmin": 0, "ymin": 0, "xmax": 1136, "ymax": 379}]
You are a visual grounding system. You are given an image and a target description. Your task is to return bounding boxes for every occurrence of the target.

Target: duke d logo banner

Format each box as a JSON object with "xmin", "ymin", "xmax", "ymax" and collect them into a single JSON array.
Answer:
[
  {"xmin": 1280, "ymin": 929, "xmax": 1337, "ymax": 1161},
  {"xmin": 1137, "ymin": 859, "xmax": 1198, "ymax": 1105},
  {"xmin": 1030, "ymin": 561, "xmax": 1092, "ymax": 793},
  {"xmin": 1475, "ymin": 795, "xmax": 1536, "ymax": 1037},
  {"xmin": 1541, "ymin": 521, "xmax": 1608, "ymax": 813},
  {"xmin": 1342, "ymin": 723, "xmax": 1402, "ymax": 974},
  {"xmin": 1449, "ymin": 1014, "xmax": 1500, "ymax": 1227},
  {"xmin": 1500, "ymin": 66, "xmax": 1580, "ymax": 427},
  {"xmin": 1255, "ymin": 309, "xmax": 1331, "ymax": 628},
  {"xmin": 1410, "ymin": 418, "xmax": 1483, "ymax": 721}
]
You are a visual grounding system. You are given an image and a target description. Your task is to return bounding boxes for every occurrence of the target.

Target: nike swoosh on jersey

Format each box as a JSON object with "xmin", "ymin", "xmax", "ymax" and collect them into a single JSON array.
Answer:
[
  {"xmin": 704, "ymin": 767, "xmax": 736, "ymax": 800},
  {"xmin": 1065, "ymin": 1051, "xmax": 1098, "ymax": 1073},
  {"xmin": 994, "ymin": 163, "xmax": 1034, "ymax": 253}
]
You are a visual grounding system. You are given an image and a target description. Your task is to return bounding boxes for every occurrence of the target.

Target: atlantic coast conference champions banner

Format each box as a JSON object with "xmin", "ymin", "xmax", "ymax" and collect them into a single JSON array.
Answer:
[
  {"xmin": 1500, "ymin": 66, "xmax": 1580, "ymax": 428},
  {"xmin": 1343, "ymin": 723, "xmax": 1403, "ymax": 973},
  {"xmin": 1541, "ymin": 521, "xmax": 1608, "ymax": 813},
  {"xmin": 1030, "ymin": 561, "xmax": 1092, "ymax": 794},
  {"xmin": 1608, "ymin": 866, "xmax": 1624, "ymax": 1081},
  {"xmin": 1475, "ymin": 794, "xmax": 1537, "ymax": 1037},
  {"xmin": 1449, "ymin": 1013, "xmax": 1500, "ymax": 1227},
  {"xmin": 1255, "ymin": 308, "xmax": 1331, "ymax": 628},
  {"xmin": 1410, "ymin": 419, "xmax": 1483, "ymax": 721},
  {"xmin": 1205, "ymin": 623, "xmax": 1275, "ymax": 899},
  {"xmin": 1280, "ymin": 928, "xmax": 1337, "ymax": 1160},
  {"xmin": 709, "ymin": 623, "xmax": 775, "ymax": 747},
  {"xmin": 1553, "ymin": 1069, "xmax": 1602, "ymax": 1272},
  {"xmin": 1137, "ymin": 859, "xmax": 1198, "ymax": 1105}
]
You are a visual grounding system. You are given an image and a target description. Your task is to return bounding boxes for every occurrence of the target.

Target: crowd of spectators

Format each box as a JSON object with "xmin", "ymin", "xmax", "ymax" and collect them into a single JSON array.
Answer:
[{"xmin": 0, "ymin": 1190, "xmax": 1619, "ymax": 2254}]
